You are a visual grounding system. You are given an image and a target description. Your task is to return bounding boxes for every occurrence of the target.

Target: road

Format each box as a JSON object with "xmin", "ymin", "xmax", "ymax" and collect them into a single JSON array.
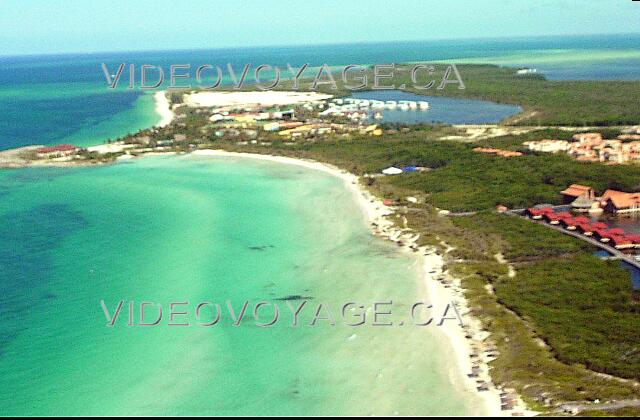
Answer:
[{"xmin": 558, "ymin": 399, "xmax": 640, "ymax": 414}]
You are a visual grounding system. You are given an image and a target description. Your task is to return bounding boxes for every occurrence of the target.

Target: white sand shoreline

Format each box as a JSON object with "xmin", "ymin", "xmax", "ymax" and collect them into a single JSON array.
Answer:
[
  {"xmin": 154, "ymin": 91, "xmax": 174, "ymax": 128},
  {"xmin": 183, "ymin": 91, "xmax": 334, "ymax": 108},
  {"xmin": 188, "ymin": 149, "xmax": 526, "ymax": 416}
]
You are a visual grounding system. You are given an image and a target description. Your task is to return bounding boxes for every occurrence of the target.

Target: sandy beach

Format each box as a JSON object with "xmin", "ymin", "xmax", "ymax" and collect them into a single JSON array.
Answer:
[
  {"xmin": 1, "ymin": 141, "xmax": 532, "ymax": 415},
  {"xmin": 154, "ymin": 91, "xmax": 174, "ymax": 128},
  {"xmin": 184, "ymin": 91, "xmax": 334, "ymax": 108},
  {"xmin": 189, "ymin": 149, "xmax": 529, "ymax": 416}
]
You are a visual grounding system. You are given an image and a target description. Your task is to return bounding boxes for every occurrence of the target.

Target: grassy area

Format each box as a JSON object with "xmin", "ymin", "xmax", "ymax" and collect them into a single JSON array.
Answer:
[
  {"xmin": 398, "ymin": 209, "xmax": 640, "ymax": 409},
  {"xmin": 451, "ymin": 212, "xmax": 593, "ymax": 260},
  {"xmin": 498, "ymin": 254, "xmax": 639, "ymax": 379}
]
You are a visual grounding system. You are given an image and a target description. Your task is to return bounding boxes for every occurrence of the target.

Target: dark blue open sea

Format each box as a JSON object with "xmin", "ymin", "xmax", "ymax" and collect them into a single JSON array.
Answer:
[{"xmin": 1, "ymin": 33, "xmax": 639, "ymax": 150}]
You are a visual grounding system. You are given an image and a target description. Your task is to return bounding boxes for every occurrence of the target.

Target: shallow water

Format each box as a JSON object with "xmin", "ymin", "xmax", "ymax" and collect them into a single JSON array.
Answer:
[{"xmin": 0, "ymin": 155, "xmax": 482, "ymax": 415}]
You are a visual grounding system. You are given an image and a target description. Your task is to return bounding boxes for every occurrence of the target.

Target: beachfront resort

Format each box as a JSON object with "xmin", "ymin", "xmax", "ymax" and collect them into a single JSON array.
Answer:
[
  {"xmin": 0, "ymin": 91, "xmax": 434, "ymax": 167},
  {"xmin": 524, "ymin": 184, "xmax": 640, "ymax": 252}
]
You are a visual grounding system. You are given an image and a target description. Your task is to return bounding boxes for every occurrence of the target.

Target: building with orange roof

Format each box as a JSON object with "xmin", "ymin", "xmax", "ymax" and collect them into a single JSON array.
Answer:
[
  {"xmin": 601, "ymin": 190, "xmax": 640, "ymax": 213},
  {"xmin": 525, "ymin": 132, "xmax": 640, "ymax": 164},
  {"xmin": 473, "ymin": 147, "xmax": 522, "ymax": 157},
  {"xmin": 560, "ymin": 184, "xmax": 595, "ymax": 204},
  {"xmin": 36, "ymin": 144, "xmax": 81, "ymax": 159}
]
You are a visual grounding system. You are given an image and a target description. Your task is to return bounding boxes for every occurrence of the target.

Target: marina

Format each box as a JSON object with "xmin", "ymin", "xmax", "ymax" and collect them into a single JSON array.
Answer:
[{"xmin": 349, "ymin": 91, "xmax": 522, "ymax": 125}]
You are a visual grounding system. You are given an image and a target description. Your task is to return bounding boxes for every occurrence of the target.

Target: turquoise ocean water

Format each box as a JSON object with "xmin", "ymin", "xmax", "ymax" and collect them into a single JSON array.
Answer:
[
  {"xmin": 0, "ymin": 155, "xmax": 479, "ymax": 415},
  {"xmin": 1, "ymin": 34, "xmax": 640, "ymax": 415}
]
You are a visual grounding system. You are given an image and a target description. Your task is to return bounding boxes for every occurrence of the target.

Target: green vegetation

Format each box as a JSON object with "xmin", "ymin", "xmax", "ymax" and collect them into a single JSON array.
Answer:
[
  {"xmin": 112, "ymin": 83, "xmax": 640, "ymax": 413},
  {"xmin": 204, "ymin": 128, "xmax": 640, "ymax": 412},
  {"xmin": 283, "ymin": 63, "xmax": 640, "ymax": 126},
  {"xmin": 452, "ymin": 212, "xmax": 593, "ymax": 260},
  {"xmin": 453, "ymin": 214, "xmax": 640, "ymax": 379},
  {"xmin": 402, "ymin": 64, "xmax": 640, "ymax": 126},
  {"xmin": 220, "ymin": 129, "xmax": 640, "ymax": 212},
  {"xmin": 498, "ymin": 254, "xmax": 639, "ymax": 378},
  {"xmin": 213, "ymin": 63, "xmax": 640, "ymax": 126}
]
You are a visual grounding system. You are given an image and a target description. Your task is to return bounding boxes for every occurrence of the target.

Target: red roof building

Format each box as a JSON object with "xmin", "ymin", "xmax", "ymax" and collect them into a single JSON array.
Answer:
[
  {"xmin": 560, "ymin": 217, "xmax": 578, "ymax": 229},
  {"xmin": 36, "ymin": 144, "xmax": 78, "ymax": 153},
  {"xmin": 625, "ymin": 234, "xmax": 640, "ymax": 244},
  {"xmin": 590, "ymin": 222, "xmax": 608, "ymax": 230},
  {"xmin": 526, "ymin": 208, "xmax": 553, "ymax": 219},
  {"xmin": 36, "ymin": 144, "xmax": 80, "ymax": 158},
  {"xmin": 607, "ymin": 228, "xmax": 626, "ymax": 236},
  {"xmin": 576, "ymin": 223, "xmax": 594, "ymax": 235},
  {"xmin": 609, "ymin": 236, "xmax": 634, "ymax": 249},
  {"xmin": 593, "ymin": 229, "xmax": 612, "ymax": 241}
]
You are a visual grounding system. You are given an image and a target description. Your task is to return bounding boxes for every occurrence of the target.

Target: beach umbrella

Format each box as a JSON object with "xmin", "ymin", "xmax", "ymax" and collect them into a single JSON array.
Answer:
[{"xmin": 382, "ymin": 167, "xmax": 403, "ymax": 175}]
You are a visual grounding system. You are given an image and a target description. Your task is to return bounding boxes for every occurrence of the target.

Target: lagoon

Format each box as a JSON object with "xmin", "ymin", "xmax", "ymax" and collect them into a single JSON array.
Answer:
[{"xmin": 350, "ymin": 91, "xmax": 522, "ymax": 125}]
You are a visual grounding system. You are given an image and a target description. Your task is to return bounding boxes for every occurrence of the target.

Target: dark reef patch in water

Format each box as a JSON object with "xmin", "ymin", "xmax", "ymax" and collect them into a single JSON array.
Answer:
[
  {"xmin": 249, "ymin": 245, "xmax": 275, "ymax": 251},
  {"xmin": 0, "ymin": 204, "xmax": 87, "ymax": 355},
  {"xmin": 275, "ymin": 295, "xmax": 314, "ymax": 302}
]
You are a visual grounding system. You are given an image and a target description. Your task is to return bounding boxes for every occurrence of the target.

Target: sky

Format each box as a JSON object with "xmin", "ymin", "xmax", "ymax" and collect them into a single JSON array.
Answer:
[{"xmin": 0, "ymin": 0, "xmax": 639, "ymax": 56}]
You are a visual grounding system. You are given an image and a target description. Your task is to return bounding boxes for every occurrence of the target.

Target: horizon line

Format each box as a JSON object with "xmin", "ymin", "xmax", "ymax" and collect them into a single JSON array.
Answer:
[{"xmin": 2, "ymin": 31, "xmax": 640, "ymax": 60}]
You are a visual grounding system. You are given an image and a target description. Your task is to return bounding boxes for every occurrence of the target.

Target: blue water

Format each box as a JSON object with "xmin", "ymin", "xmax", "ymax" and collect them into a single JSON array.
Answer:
[
  {"xmin": 593, "ymin": 250, "xmax": 640, "ymax": 290},
  {"xmin": 620, "ymin": 262, "xmax": 640, "ymax": 290},
  {"xmin": 1, "ymin": 33, "xmax": 639, "ymax": 151},
  {"xmin": 350, "ymin": 91, "xmax": 521, "ymax": 124}
]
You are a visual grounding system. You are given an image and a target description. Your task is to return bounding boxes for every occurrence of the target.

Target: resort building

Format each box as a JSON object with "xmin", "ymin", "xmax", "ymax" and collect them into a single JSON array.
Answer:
[
  {"xmin": 516, "ymin": 68, "xmax": 537, "ymax": 75},
  {"xmin": 525, "ymin": 207, "xmax": 640, "ymax": 250},
  {"xmin": 561, "ymin": 184, "xmax": 596, "ymax": 204},
  {"xmin": 601, "ymin": 190, "xmax": 640, "ymax": 213},
  {"xmin": 523, "ymin": 139, "xmax": 570, "ymax": 153},
  {"xmin": 572, "ymin": 132, "xmax": 603, "ymax": 144},
  {"xmin": 35, "ymin": 144, "xmax": 81, "ymax": 159},
  {"xmin": 524, "ymin": 131, "xmax": 640, "ymax": 164}
]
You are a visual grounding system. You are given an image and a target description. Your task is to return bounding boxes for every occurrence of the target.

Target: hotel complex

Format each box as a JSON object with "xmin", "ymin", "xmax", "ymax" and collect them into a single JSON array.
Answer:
[{"xmin": 524, "ymin": 131, "xmax": 640, "ymax": 164}]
